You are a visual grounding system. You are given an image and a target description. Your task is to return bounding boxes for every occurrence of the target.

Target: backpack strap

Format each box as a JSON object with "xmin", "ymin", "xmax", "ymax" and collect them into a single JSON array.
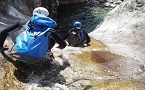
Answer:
[
  {"xmin": 27, "ymin": 20, "xmax": 48, "ymax": 31},
  {"xmin": 32, "ymin": 28, "xmax": 53, "ymax": 39}
]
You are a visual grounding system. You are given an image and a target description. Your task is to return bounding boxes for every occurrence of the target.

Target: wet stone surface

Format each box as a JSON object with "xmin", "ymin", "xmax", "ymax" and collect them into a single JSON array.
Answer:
[{"xmin": 1, "ymin": 39, "xmax": 145, "ymax": 89}]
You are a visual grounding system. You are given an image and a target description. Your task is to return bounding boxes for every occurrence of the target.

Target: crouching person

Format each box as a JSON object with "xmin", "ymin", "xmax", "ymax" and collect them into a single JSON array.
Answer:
[
  {"xmin": 63, "ymin": 21, "xmax": 90, "ymax": 47},
  {"xmin": 0, "ymin": 7, "xmax": 66, "ymax": 66}
]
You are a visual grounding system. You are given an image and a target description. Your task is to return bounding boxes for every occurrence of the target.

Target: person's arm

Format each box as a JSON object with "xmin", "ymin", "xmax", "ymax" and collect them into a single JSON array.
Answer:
[
  {"xmin": 51, "ymin": 31, "xmax": 66, "ymax": 49},
  {"xmin": 62, "ymin": 28, "xmax": 74, "ymax": 40},
  {"xmin": 62, "ymin": 31, "xmax": 70, "ymax": 40},
  {"xmin": 82, "ymin": 30, "xmax": 90, "ymax": 44},
  {"xmin": 0, "ymin": 22, "xmax": 20, "ymax": 49}
]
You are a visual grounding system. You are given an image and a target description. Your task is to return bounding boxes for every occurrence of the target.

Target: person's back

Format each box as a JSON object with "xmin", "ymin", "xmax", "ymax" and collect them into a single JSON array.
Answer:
[
  {"xmin": 3, "ymin": 7, "xmax": 66, "ymax": 64},
  {"xmin": 64, "ymin": 21, "xmax": 90, "ymax": 47},
  {"xmin": 67, "ymin": 28, "xmax": 85, "ymax": 47}
]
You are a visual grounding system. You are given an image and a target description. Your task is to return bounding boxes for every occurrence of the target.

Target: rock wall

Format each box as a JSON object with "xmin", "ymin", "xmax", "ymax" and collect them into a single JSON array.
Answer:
[
  {"xmin": 0, "ymin": 0, "xmax": 58, "ymax": 18},
  {"xmin": 0, "ymin": 0, "xmax": 38, "ymax": 16},
  {"xmin": 59, "ymin": 0, "xmax": 123, "ymax": 6},
  {"xmin": 89, "ymin": 0, "xmax": 145, "ymax": 58},
  {"xmin": 0, "ymin": 0, "xmax": 123, "ymax": 19},
  {"xmin": 59, "ymin": 0, "xmax": 88, "ymax": 4}
]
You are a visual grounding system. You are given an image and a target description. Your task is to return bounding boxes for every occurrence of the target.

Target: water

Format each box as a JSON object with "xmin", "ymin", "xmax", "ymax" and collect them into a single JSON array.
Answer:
[{"xmin": 57, "ymin": 3, "xmax": 110, "ymax": 33}]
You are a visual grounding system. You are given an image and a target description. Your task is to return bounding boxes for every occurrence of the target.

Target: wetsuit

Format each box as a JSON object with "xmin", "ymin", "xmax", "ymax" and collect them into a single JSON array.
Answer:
[
  {"xmin": 0, "ymin": 22, "xmax": 20, "ymax": 48},
  {"xmin": 49, "ymin": 31, "xmax": 66, "ymax": 50},
  {"xmin": 63, "ymin": 27, "xmax": 90, "ymax": 46}
]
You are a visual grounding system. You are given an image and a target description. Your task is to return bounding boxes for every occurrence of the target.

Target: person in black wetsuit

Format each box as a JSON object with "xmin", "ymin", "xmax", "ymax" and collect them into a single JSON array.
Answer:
[
  {"xmin": 63, "ymin": 21, "xmax": 90, "ymax": 47},
  {"xmin": 0, "ymin": 7, "xmax": 66, "ymax": 64}
]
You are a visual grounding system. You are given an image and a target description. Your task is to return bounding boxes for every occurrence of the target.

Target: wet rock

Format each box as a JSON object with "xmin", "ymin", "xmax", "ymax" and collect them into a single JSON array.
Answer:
[
  {"xmin": 90, "ymin": 0, "xmax": 145, "ymax": 89},
  {"xmin": 90, "ymin": 0, "xmax": 145, "ymax": 53}
]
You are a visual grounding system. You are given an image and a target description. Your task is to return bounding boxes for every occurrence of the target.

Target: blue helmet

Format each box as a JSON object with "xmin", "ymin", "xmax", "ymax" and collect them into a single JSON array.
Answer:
[{"xmin": 73, "ymin": 21, "xmax": 82, "ymax": 27}]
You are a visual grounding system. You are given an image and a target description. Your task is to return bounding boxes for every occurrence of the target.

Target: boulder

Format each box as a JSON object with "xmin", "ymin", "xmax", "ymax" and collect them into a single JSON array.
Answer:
[{"xmin": 90, "ymin": 0, "xmax": 145, "ymax": 58}]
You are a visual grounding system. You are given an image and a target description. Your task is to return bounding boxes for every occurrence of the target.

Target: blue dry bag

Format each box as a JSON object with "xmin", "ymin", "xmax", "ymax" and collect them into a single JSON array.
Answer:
[{"xmin": 12, "ymin": 14, "xmax": 56, "ymax": 64}]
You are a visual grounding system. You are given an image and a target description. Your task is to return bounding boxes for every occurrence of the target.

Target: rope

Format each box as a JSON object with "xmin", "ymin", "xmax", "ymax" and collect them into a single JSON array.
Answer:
[{"xmin": 55, "ymin": 27, "xmax": 73, "ymax": 32}]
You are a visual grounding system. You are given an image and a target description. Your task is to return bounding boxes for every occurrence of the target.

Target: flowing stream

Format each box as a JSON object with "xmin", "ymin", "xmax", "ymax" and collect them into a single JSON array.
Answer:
[
  {"xmin": 0, "ymin": 3, "xmax": 113, "ymax": 90},
  {"xmin": 1, "ymin": 2, "xmax": 145, "ymax": 90}
]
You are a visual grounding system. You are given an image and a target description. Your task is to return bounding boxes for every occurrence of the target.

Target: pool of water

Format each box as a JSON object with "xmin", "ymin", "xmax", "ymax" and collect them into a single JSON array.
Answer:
[{"xmin": 57, "ymin": 3, "xmax": 110, "ymax": 33}]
